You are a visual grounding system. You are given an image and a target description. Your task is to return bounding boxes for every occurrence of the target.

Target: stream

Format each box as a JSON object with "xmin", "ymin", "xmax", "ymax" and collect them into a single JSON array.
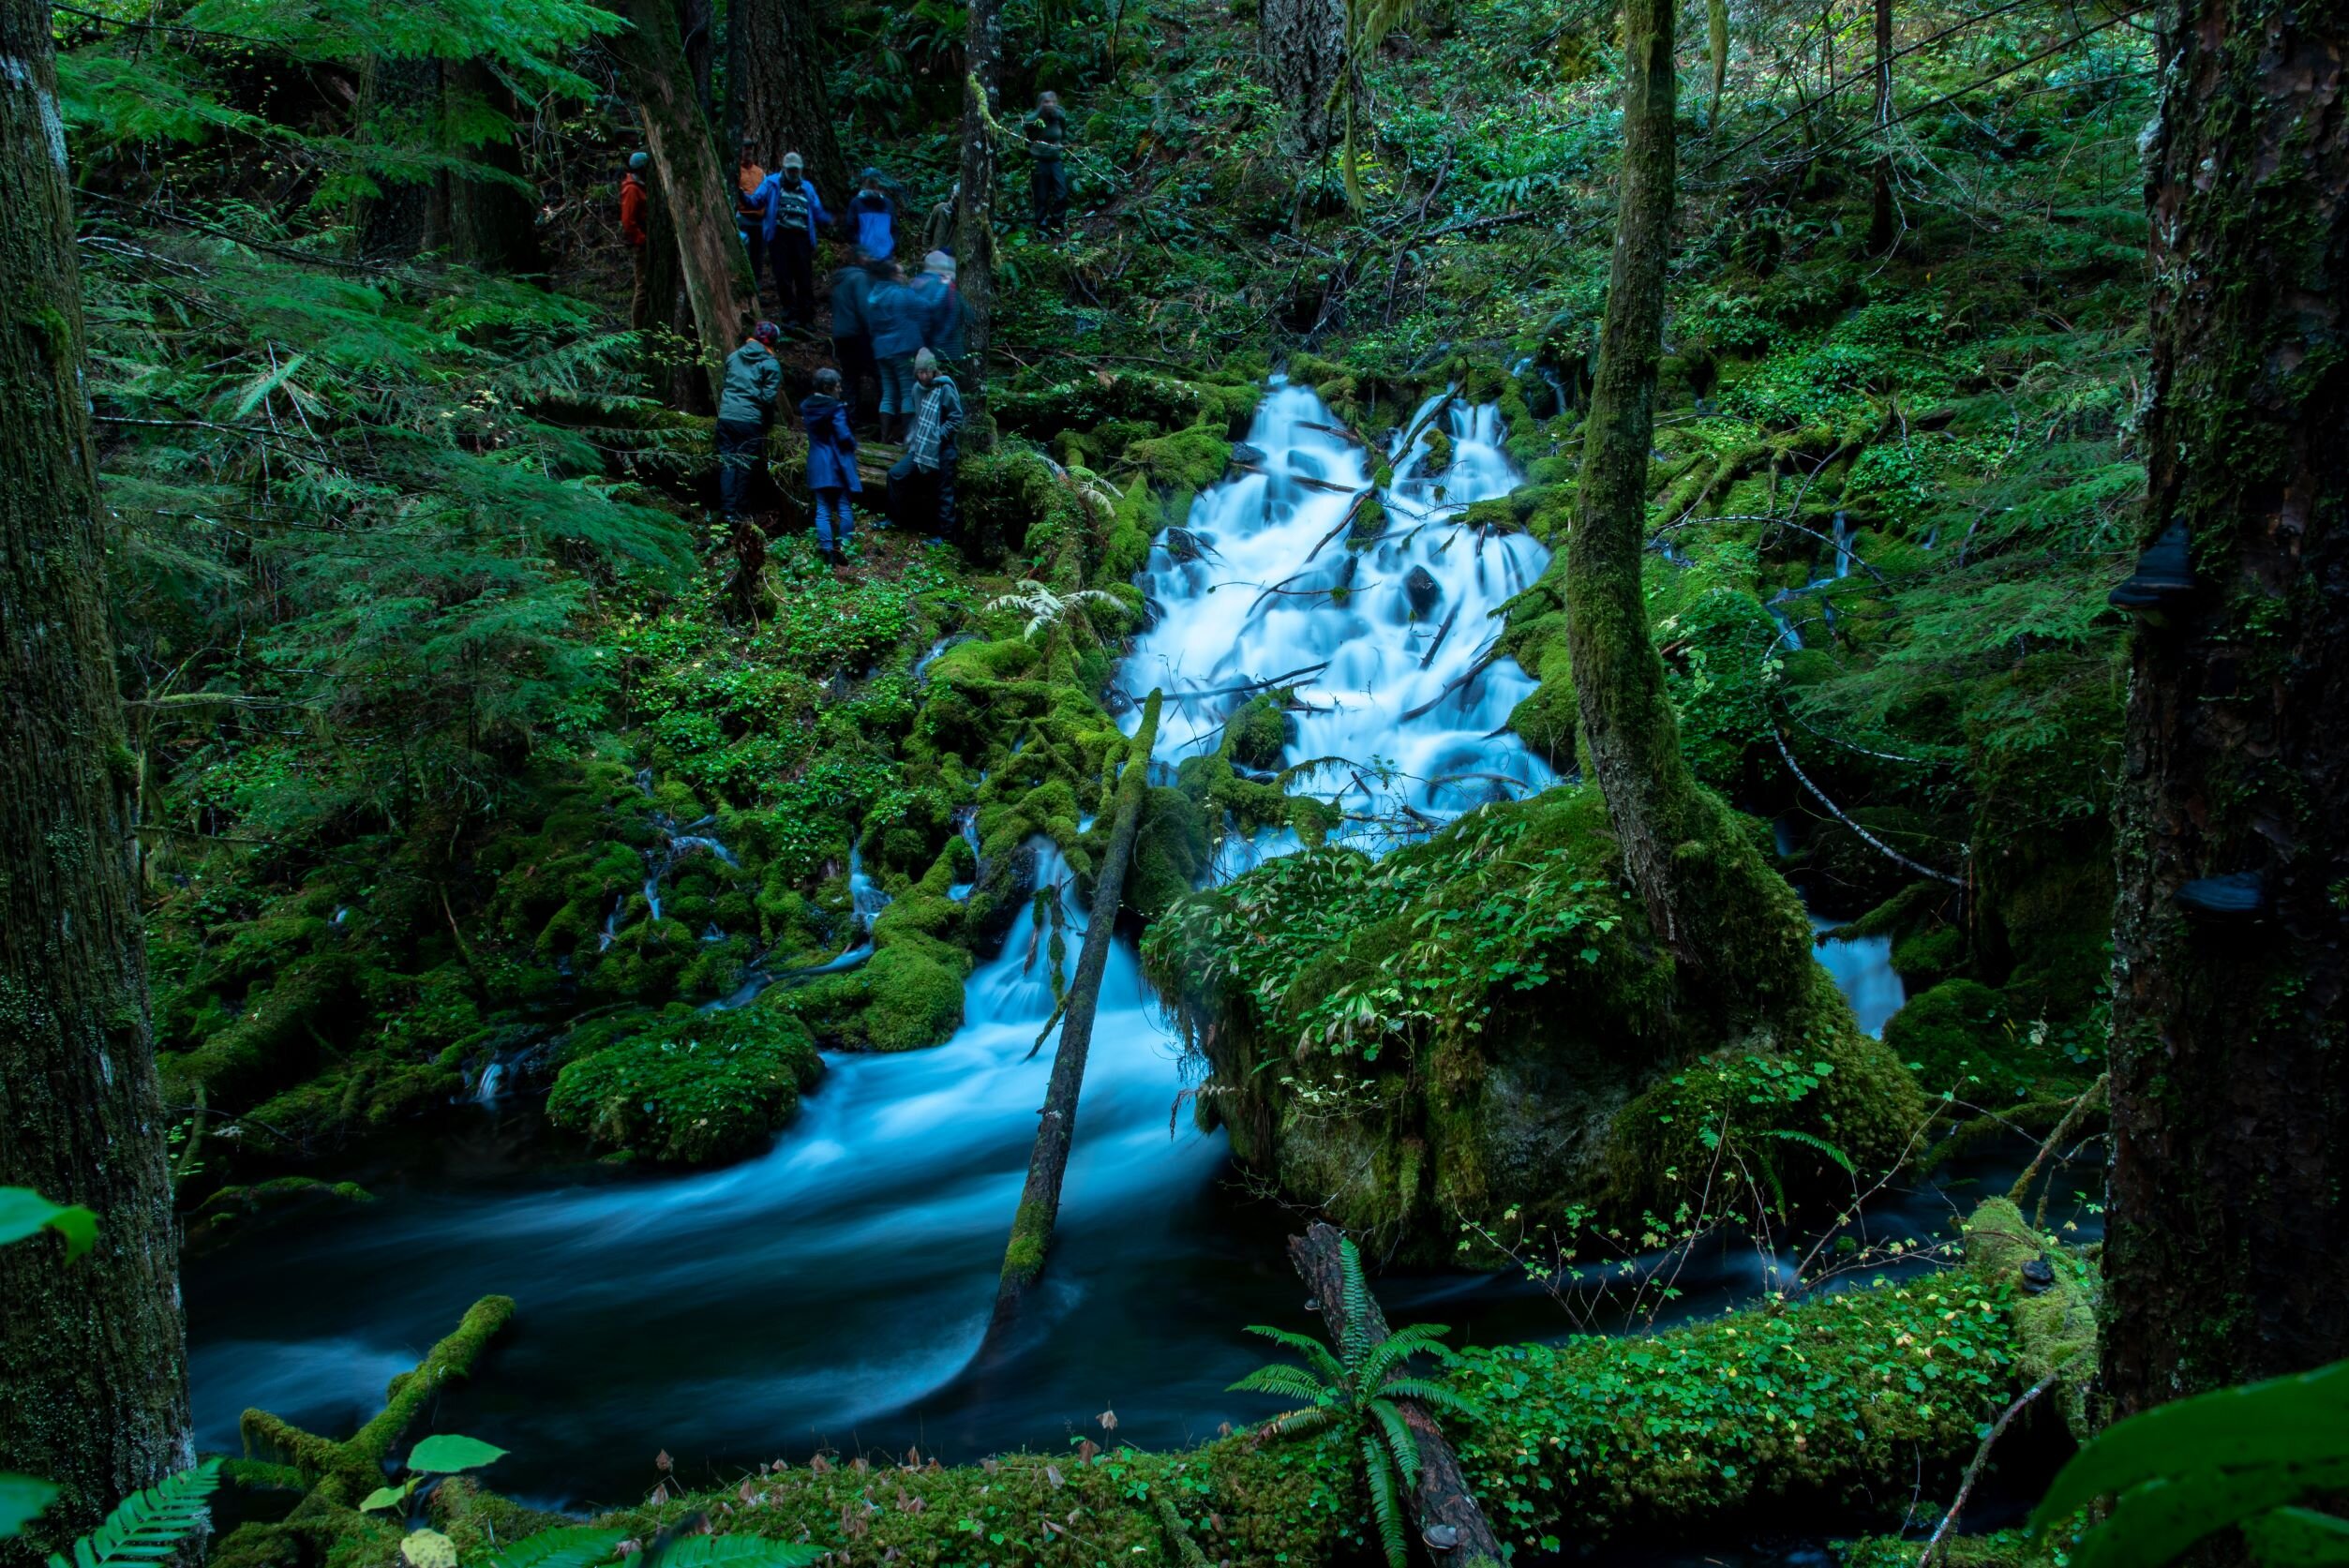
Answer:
[{"xmin": 187, "ymin": 383, "xmax": 2013, "ymax": 1517}]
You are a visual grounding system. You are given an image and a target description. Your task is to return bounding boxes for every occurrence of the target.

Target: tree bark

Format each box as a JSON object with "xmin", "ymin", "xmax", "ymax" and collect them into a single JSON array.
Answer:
[
  {"xmin": 2102, "ymin": 0, "xmax": 2349, "ymax": 1422},
  {"xmin": 442, "ymin": 59, "xmax": 542, "ymax": 274},
  {"xmin": 725, "ymin": 0, "xmax": 851, "ymax": 205},
  {"xmin": 1288, "ymin": 1224, "xmax": 1505, "ymax": 1566},
  {"xmin": 0, "ymin": 3, "xmax": 194, "ymax": 1556},
  {"xmin": 1563, "ymin": 0, "xmax": 1811, "ymax": 1001},
  {"xmin": 1261, "ymin": 0, "xmax": 1347, "ymax": 157},
  {"xmin": 352, "ymin": 56, "xmax": 444, "ymax": 261},
  {"xmin": 993, "ymin": 691, "xmax": 1160, "ymax": 1324},
  {"xmin": 957, "ymin": 0, "xmax": 1003, "ymax": 447},
  {"xmin": 1866, "ymin": 0, "xmax": 1895, "ymax": 253},
  {"xmin": 611, "ymin": 0, "xmax": 757, "ymax": 404}
]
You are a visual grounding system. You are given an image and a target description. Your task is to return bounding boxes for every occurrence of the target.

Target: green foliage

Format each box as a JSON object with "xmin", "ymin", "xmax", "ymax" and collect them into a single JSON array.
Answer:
[
  {"xmin": 1228, "ymin": 1238, "xmax": 1482, "ymax": 1567},
  {"xmin": 2032, "ymin": 1360, "xmax": 2349, "ymax": 1568},
  {"xmin": 404, "ymin": 1436, "xmax": 509, "ymax": 1476},
  {"xmin": 0, "ymin": 1476, "xmax": 57, "ymax": 1543},
  {"xmin": 43, "ymin": 1460, "xmax": 222, "ymax": 1568},
  {"xmin": 0, "ymin": 1187, "xmax": 97, "ymax": 1260},
  {"xmin": 546, "ymin": 1004, "xmax": 824, "ymax": 1164}
]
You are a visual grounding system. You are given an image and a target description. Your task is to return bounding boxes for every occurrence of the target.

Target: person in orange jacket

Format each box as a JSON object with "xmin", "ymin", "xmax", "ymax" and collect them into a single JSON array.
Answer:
[{"xmin": 621, "ymin": 152, "xmax": 651, "ymax": 328}]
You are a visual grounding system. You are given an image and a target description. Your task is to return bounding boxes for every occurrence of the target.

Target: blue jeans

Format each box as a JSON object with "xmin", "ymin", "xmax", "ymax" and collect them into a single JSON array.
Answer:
[
  {"xmin": 715, "ymin": 419, "xmax": 764, "ymax": 515},
  {"xmin": 813, "ymin": 486, "xmax": 855, "ymax": 549},
  {"xmin": 876, "ymin": 354, "xmax": 917, "ymax": 416}
]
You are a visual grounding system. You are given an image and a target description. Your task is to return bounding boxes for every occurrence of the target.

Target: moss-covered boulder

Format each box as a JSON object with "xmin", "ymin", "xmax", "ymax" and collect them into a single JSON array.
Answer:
[{"xmin": 546, "ymin": 1002, "xmax": 823, "ymax": 1164}]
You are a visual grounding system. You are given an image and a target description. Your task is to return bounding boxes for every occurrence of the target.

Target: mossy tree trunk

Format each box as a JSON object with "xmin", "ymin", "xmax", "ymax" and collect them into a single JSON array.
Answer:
[
  {"xmin": 0, "ymin": 2, "xmax": 193, "ymax": 1555},
  {"xmin": 612, "ymin": 0, "xmax": 756, "ymax": 404},
  {"xmin": 994, "ymin": 693, "xmax": 1160, "ymax": 1324},
  {"xmin": 1866, "ymin": 0, "xmax": 1895, "ymax": 253},
  {"xmin": 441, "ymin": 60, "xmax": 542, "ymax": 274},
  {"xmin": 957, "ymin": 0, "xmax": 1003, "ymax": 448},
  {"xmin": 2102, "ymin": 0, "xmax": 2349, "ymax": 1421},
  {"xmin": 1261, "ymin": 0, "xmax": 1346, "ymax": 157},
  {"xmin": 724, "ymin": 0, "xmax": 850, "ymax": 203},
  {"xmin": 1564, "ymin": 0, "xmax": 1813, "ymax": 1005}
]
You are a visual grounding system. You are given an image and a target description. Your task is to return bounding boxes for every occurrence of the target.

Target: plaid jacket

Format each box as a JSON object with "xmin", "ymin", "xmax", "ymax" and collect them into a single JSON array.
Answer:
[{"xmin": 905, "ymin": 375, "xmax": 964, "ymax": 471}]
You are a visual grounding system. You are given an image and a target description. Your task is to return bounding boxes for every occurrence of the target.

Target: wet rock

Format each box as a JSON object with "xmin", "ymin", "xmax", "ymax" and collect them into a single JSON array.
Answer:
[{"xmin": 1404, "ymin": 564, "xmax": 1442, "ymax": 618}]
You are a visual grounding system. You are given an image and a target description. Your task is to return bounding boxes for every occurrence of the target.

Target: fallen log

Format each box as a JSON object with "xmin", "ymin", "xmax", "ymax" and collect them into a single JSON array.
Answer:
[
  {"xmin": 992, "ymin": 691, "xmax": 1163, "ymax": 1325},
  {"xmin": 1288, "ymin": 1223, "xmax": 1505, "ymax": 1566}
]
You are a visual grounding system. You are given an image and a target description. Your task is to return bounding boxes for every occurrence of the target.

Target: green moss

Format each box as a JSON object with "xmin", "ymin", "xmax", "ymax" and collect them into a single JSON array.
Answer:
[
  {"xmin": 1882, "ymin": 978, "xmax": 2015, "ymax": 1096},
  {"xmin": 1959, "ymin": 1198, "xmax": 2099, "ymax": 1435},
  {"xmin": 546, "ymin": 1004, "xmax": 823, "ymax": 1164}
]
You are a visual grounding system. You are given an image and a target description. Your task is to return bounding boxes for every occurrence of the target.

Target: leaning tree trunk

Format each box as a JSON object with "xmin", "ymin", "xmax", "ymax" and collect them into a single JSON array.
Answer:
[
  {"xmin": 2102, "ymin": 0, "xmax": 2349, "ymax": 1422},
  {"xmin": 1289, "ymin": 1225, "xmax": 1505, "ymax": 1566},
  {"xmin": 1563, "ymin": 0, "xmax": 1811, "ymax": 1001},
  {"xmin": 612, "ymin": 0, "xmax": 756, "ymax": 403},
  {"xmin": 0, "ymin": 3, "xmax": 194, "ymax": 1558},
  {"xmin": 993, "ymin": 693, "xmax": 1160, "ymax": 1326},
  {"xmin": 957, "ymin": 0, "xmax": 1003, "ymax": 448},
  {"xmin": 441, "ymin": 59, "xmax": 542, "ymax": 274},
  {"xmin": 1260, "ymin": 0, "xmax": 1347, "ymax": 157},
  {"xmin": 725, "ymin": 0, "xmax": 850, "ymax": 203}
]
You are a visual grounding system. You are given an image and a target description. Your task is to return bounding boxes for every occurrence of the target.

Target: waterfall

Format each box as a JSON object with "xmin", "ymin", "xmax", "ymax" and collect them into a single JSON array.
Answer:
[{"xmin": 1124, "ymin": 381, "xmax": 1554, "ymax": 867}]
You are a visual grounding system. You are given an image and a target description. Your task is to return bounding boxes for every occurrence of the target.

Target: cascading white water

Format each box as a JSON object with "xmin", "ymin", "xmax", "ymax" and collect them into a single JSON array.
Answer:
[
  {"xmin": 1126, "ymin": 382, "xmax": 1555, "ymax": 869},
  {"xmin": 187, "ymin": 378, "xmax": 1938, "ymax": 1508}
]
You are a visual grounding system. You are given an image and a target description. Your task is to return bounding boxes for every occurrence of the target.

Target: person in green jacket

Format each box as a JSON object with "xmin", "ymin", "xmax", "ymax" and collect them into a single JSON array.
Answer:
[
  {"xmin": 1026, "ymin": 91, "xmax": 1070, "ymax": 234},
  {"xmin": 715, "ymin": 321, "xmax": 784, "ymax": 520}
]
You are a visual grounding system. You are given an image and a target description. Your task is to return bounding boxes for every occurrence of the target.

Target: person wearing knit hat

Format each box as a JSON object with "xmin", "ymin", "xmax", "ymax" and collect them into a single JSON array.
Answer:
[
  {"xmin": 760, "ymin": 150, "xmax": 830, "ymax": 330},
  {"xmin": 908, "ymin": 252, "xmax": 965, "ymax": 364},
  {"xmin": 620, "ymin": 153, "xmax": 652, "ymax": 327},
  {"xmin": 890, "ymin": 348, "xmax": 963, "ymax": 541}
]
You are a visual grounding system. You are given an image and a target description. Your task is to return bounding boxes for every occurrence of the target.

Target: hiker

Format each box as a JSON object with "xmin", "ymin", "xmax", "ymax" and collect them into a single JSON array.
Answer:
[
  {"xmin": 909, "ymin": 250, "xmax": 965, "ymax": 365},
  {"xmin": 923, "ymin": 181, "xmax": 959, "ymax": 257},
  {"xmin": 735, "ymin": 138, "xmax": 771, "ymax": 294},
  {"xmin": 829, "ymin": 260, "xmax": 878, "ymax": 427},
  {"xmin": 1026, "ymin": 92, "xmax": 1070, "ymax": 233},
  {"xmin": 800, "ymin": 367, "xmax": 862, "ymax": 566},
  {"xmin": 889, "ymin": 349, "xmax": 963, "ymax": 537},
  {"xmin": 866, "ymin": 260, "xmax": 921, "ymax": 442},
  {"xmin": 848, "ymin": 168, "xmax": 897, "ymax": 262},
  {"xmin": 621, "ymin": 152, "xmax": 651, "ymax": 328},
  {"xmin": 715, "ymin": 321, "xmax": 784, "ymax": 520},
  {"xmin": 761, "ymin": 151, "xmax": 830, "ymax": 329}
]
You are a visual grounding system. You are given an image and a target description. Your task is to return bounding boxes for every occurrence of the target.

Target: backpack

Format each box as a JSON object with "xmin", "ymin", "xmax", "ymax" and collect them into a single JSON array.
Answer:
[{"xmin": 771, "ymin": 179, "xmax": 811, "ymax": 232}]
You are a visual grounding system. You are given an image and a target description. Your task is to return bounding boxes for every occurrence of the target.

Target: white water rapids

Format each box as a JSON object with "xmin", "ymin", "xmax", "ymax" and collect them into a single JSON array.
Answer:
[{"xmin": 186, "ymin": 381, "xmax": 1912, "ymax": 1508}]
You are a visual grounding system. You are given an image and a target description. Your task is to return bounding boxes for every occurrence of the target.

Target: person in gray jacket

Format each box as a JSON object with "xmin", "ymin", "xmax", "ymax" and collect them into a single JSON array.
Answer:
[{"xmin": 715, "ymin": 321, "xmax": 784, "ymax": 519}]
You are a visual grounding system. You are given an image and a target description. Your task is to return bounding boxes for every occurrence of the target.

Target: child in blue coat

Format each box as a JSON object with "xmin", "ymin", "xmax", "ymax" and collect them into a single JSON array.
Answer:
[{"xmin": 800, "ymin": 367, "xmax": 861, "ymax": 565}]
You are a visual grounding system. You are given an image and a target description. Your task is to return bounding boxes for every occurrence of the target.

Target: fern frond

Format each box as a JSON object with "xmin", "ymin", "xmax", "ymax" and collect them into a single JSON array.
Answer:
[
  {"xmin": 1360, "ymin": 1437, "xmax": 1409, "ymax": 1568},
  {"xmin": 1376, "ymin": 1379, "xmax": 1486, "ymax": 1423},
  {"xmin": 1241, "ymin": 1324, "xmax": 1346, "ymax": 1386},
  {"xmin": 488, "ymin": 1527, "xmax": 629, "ymax": 1568},
  {"xmin": 1228, "ymin": 1366, "xmax": 1331, "ymax": 1405},
  {"xmin": 653, "ymin": 1536, "xmax": 824, "ymax": 1568},
  {"xmin": 49, "ymin": 1459, "xmax": 221, "ymax": 1568},
  {"xmin": 1369, "ymin": 1399, "xmax": 1422, "ymax": 1490}
]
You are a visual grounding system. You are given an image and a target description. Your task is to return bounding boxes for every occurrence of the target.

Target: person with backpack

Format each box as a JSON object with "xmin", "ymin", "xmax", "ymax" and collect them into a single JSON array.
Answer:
[
  {"xmin": 828, "ymin": 261, "xmax": 877, "ymax": 428},
  {"xmin": 761, "ymin": 151, "xmax": 830, "ymax": 331},
  {"xmin": 620, "ymin": 152, "xmax": 651, "ymax": 329},
  {"xmin": 800, "ymin": 366, "xmax": 861, "ymax": 566},
  {"xmin": 735, "ymin": 138, "xmax": 771, "ymax": 296},
  {"xmin": 1025, "ymin": 92, "xmax": 1070, "ymax": 234},
  {"xmin": 714, "ymin": 321, "xmax": 784, "ymax": 520},
  {"xmin": 848, "ymin": 168, "xmax": 897, "ymax": 262},
  {"xmin": 865, "ymin": 260, "xmax": 921, "ymax": 441}
]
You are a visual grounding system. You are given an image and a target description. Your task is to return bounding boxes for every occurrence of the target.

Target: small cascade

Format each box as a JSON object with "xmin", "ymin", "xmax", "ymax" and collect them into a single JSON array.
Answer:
[
  {"xmin": 1768, "ymin": 591, "xmax": 1806, "ymax": 650},
  {"xmin": 947, "ymin": 811, "xmax": 981, "ymax": 902},
  {"xmin": 847, "ymin": 844, "xmax": 890, "ymax": 935},
  {"xmin": 1809, "ymin": 915, "xmax": 1906, "ymax": 1038},
  {"xmin": 472, "ymin": 1061, "xmax": 506, "ymax": 1105},
  {"xmin": 1124, "ymin": 381, "xmax": 1553, "ymax": 859},
  {"xmin": 1833, "ymin": 509, "xmax": 1855, "ymax": 580}
]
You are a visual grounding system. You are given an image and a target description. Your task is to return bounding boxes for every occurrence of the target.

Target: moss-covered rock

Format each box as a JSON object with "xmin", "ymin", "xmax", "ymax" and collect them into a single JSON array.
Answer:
[{"xmin": 546, "ymin": 1003, "xmax": 823, "ymax": 1164}]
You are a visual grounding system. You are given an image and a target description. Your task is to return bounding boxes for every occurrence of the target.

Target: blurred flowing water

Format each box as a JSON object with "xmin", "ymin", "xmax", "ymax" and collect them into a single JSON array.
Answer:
[{"xmin": 186, "ymin": 383, "xmax": 2033, "ymax": 1516}]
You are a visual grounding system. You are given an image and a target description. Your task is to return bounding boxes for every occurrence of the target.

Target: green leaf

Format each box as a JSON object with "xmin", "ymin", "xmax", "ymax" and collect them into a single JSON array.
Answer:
[
  {"xmin": 2, "ymin": 1475, "xmax": 59, "ymax": 1541},
  {"xmin": 0, "ymin": 1189, "xmax": 98, "ymax": 1260},
  {"xmin": 487, "ymin": 1527, "xmax": 631, "ymax": 1568},
  {"xmin": 403, "ymin": 1435, "xmax": 508, "ymax": 1474},
  {"xmin": 2246, "ymin": 1508, "xmax": 2349, "ymax": 1567},
  {"xmin": 654, "ymin": 1536, "xmax": 826, "ymax": 1568},
  {"xmin": 2067, "ymin": 1461, "xmax": 2349, "ymax": 1568},
  {"xmin": 359, "ymin": 1484, "xmax": 413, "ymax": 1514}
]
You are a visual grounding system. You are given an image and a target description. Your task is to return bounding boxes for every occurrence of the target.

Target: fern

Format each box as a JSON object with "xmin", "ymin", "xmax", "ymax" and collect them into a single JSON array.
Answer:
[
  {"xmin": 47, "ymin": 1459, "xmax": 221, "ymax": 1568},
  {"xmin": 1764, "ymin": 1127, "xmax": 1856, "ymax": 1175}
]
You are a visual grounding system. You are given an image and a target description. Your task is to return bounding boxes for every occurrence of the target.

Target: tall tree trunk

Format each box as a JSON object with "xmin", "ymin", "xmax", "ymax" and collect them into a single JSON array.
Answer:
[
  {"xmin": 442, "ymin": 60, "xmax": 542, "ymax": 274},
  {"xmin": 2102, "ymin": 0, "xmax": 2349, "ymax": 1422},
  {"xmin": 957, "ymin": 0, "xmax": 1003, "ymax": 448},
  {"xmin": 0, "ymin": 3, "xmax": 193, "ymax": 1556},
  {"xmin": 612, "ymin": 0, "xmax": 756, "ymax": 403},
  {"xmin": 725, "ymin": 0, "xmax": 851, "ymax": 204},
  {"xmin": 1707, "ymin": 0, "xmax": 1729, "ymax": 127},
  {"xmin": 1866, "ymin": 0, "xmax": 1894, "ymax": 252},
  {"xmin": 1563, "ymin": 0, "xmax": 1811, "ymax": 1000},
  {"xmin": 994, "ymin": 693, "xmax": 1160, "ymax": 1324},
  {"xmin": 1261, "ymin": 0, "xmax": 1346, "ymax": 156},
  {"xmin": 352, "ymin": 56, "xmax": 444, "ymax": 260}
]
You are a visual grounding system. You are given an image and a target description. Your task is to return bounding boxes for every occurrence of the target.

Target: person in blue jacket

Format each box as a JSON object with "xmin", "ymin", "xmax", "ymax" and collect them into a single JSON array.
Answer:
[
  {"xmin": 758, "ymin": 151, "xmax": 831, "ymax": 331},
  {"xmin": 909, "ymin": 250, "xmax": 965, "ymax": 365},
  {"xmin": 800, "ymin": 366, "xmax": 860, "ymax": 565},
  {"xmin": 865, "ymin": 260, "xmax": 922, "ymax": 441},
  {"xmin": 848, "ymin": 168, "xmax": 896, "ymax": 262}
]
